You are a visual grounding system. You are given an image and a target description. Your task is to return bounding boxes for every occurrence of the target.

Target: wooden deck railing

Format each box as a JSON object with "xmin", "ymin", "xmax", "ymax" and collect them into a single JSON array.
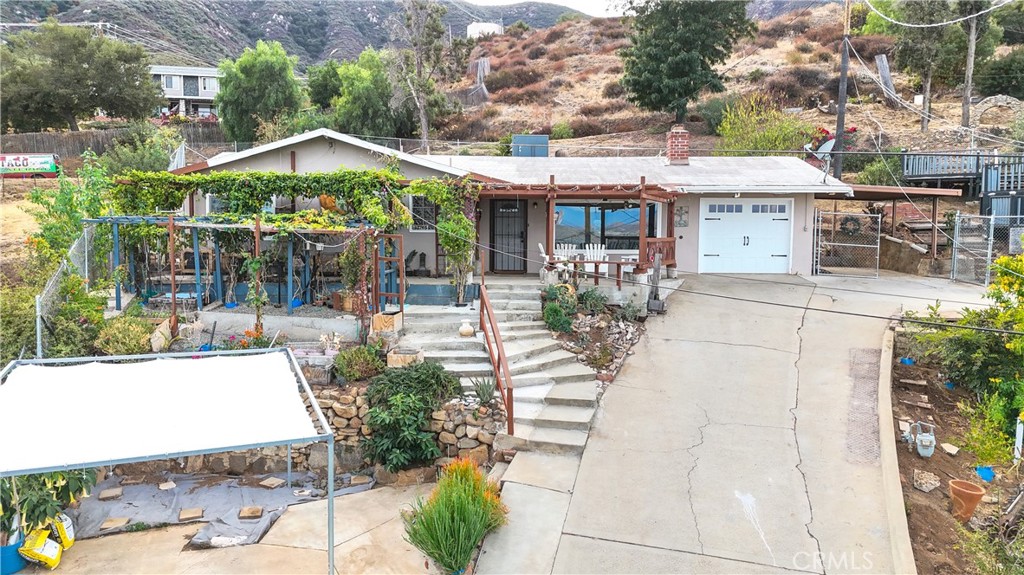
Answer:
[
  {"xmin": 902, "ymin": 150, "xmax": 994, "ymax": 179},
  {"xmin": 984, "ymin": 161, "xmax": 1024, "ymax": 195},
  {"xmin": 478, "ymin": 285, "xmax": 514, "ymax": 436},
  {"xmin": 645, "ymin": 238, "xmax": 676, "ymax": 267}
]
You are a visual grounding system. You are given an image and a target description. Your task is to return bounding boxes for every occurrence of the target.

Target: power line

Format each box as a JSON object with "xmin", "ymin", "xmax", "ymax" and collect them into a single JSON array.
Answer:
[
  {"xmin": 863, "ymin": 0, "xmax": 1014, "ymax": 29},
  {"xmin": 388, "ymin": 188, "xmax": 1023, "ymax": 336}
]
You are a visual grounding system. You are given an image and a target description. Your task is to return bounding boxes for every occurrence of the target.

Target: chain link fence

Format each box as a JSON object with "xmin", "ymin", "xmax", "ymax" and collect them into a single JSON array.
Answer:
[
  {"xmin": 814, "ymin": 210, "xmax": 882, "ymax": 278},
  {"xmin": 35, "ymin": 225, "xmax": 104, "ymax": 357},
  {"xmin": 952, "ymin": 213, "xmax": 1024, "ymax": 286}
]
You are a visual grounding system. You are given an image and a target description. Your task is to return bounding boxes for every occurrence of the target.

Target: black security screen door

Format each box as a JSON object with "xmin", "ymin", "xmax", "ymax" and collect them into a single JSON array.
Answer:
[{"xmin": 491, "ymin": 200, "xmax": 527, "ymax": 272}]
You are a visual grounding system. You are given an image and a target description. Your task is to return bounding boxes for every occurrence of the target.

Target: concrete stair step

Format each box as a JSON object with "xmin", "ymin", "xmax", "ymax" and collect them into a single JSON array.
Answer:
[
  {"xmin": 515, "ymin": 404, "xmax": 596, "ymax": 431},
  {"xmin": 442, "ymin": 362, "xmax": 495, "ymax": 378},
  {"xmin": 511, "ymin": 362, "xmax": 597, "ymax": 386},
  {"xmin": 500, "ymin": 329, "xmax": 553, "ymax": 342},
  {"xmin": 506, "ymin": 383, "xmax": 554, "ymax": 404},
  {"xmin": 423, "ymin": 350, "xmax": 491, "ymax": 364},
  {"xmin": 399, "ymin": 336, "xmax": 484, "ymax": 352},
  {"xmin": 543, "ymin": 381, "xmax": 599, "ymax": 407},
  {"xmin": 501, "ymin": 339, "xmax": 562, "ymax": 363},
  {"xmin": 500, "ymin": 452, "xmax": 580, "ymax": 493},
  {"xmin": 494, "ymin": 423, "xmax": 588, "ymax": 455},
  {"xmin": 509, "ymin": 349, "xmax": 581, "ymax": 375},
  {"xmin": 496, "ymin": 320, "xmax": 548, "ymax": 332},
  {"xmin": 493, "ymin": 300, "xmax": 542, "ymax": 311}
]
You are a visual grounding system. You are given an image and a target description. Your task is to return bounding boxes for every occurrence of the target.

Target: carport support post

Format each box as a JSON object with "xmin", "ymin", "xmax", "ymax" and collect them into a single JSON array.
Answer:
[
  {"xmin": 287, "ymin": 236, "xmax": 294, "ymax": 316},
  {"xmin": 327, "ymin": 435, "xmax": 335, "ymax": 575},
  {"xmin": 286, "ymin": 444, "xmax": 292, "ymax": 486},
  {"xmin": 112, "ymin": 222, "xmax": 121, "ymax": 311},
  {"xmin": 930, "ymin": 196, "xmax": 939, "ymax": 258},
  {"xmin": 546, "ymin": 192, "xmax": 555, "ymax": 258},
  {"xmin": 192, "ymin": 228, "xmax": 202, "ymax": 311},
  {"xmin": 214, "ymin": 238, "xmax": 224, "ymax": 303}
]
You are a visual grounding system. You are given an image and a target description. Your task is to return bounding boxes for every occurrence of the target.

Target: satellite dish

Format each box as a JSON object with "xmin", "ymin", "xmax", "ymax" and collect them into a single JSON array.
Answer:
[{"xmin": 804, "ymin": 138, "xmax": 836, "ymax": 181}]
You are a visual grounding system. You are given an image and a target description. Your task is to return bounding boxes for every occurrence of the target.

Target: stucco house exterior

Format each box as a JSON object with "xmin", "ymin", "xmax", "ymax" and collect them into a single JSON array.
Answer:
[
  {"xmin": 150, "ymin": 65, "xmax": 221, "ymax": 117},
  {"xmin": 172, "ymin": 128, "xmax": 852, "ymax": 277}
]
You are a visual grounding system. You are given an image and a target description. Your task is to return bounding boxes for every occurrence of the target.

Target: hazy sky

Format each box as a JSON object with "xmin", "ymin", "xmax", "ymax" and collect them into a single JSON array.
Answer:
[{"xmin": 465, "ymin": 0, "xmax": 624, "ymax": 18}]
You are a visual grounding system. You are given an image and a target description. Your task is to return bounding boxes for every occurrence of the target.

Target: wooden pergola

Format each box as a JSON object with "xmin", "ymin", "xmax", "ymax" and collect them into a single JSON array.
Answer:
[{"xmin": 476, "ymin": 176, "xmax": 678, "ymax": 272}]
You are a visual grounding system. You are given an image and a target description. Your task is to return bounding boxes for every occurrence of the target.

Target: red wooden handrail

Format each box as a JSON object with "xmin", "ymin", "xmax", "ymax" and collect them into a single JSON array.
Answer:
[{"xmin": 478, "ymin": 285, "xmax": 514, "ymax": 436}]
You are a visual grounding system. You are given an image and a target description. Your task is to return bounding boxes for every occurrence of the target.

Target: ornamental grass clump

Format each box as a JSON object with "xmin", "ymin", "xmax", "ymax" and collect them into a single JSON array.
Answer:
[{"xmin": 403, "ymin": 459, "xmax": 507, "ymax": 573}]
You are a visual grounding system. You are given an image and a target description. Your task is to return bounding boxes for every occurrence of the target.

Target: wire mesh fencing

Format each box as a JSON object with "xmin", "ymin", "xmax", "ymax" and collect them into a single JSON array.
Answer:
[
  {"xmin": 35, "ymin": 225, "xmax": 105, "ymax": 357},
  {"xmin": 814, "ymin": 210, "xmax": 882, "ymax": 278},
  {"xmin": 952, "ymin": 213, "xmax": 1024, "ymax": 286}
]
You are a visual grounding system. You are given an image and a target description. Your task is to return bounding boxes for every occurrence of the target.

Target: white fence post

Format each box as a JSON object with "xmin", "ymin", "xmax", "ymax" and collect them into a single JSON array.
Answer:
[{"xmin": 35, "ymin": 295, "xmax": 43, "ymax": 358}]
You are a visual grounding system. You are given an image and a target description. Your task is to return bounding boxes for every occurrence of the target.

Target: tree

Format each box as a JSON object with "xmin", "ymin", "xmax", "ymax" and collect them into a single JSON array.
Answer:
[
  {"xmin": 894, "ymin": 0, "xmax": 952, "ymax": 132},
  {"xmin": 620, "ymin": 0, "xmax": 754, "ymax": 122},
  {"xmin": 958, "ymin": 1, "xmax": 995, "ymax": 127},
  {"xmin": 387, "ymin": 0, "xmax": 450, "ymax": 151},
  {"xmin": 0, "ymin": 20, "xmax": 162, "ymax": 132},
  {"xmin": 334, "ymin": 49, "xmax": 403, "ymax": 137},
  {"xmin": 307, "ymin": 59, "xmax": 343, "ymax": 110},
  {"xmin": 995, "ymin": 1, "xmax": 1024, "ymax": 44},
  {"xmin": 216, "ymin": 40, "xmax": 302, "ymax": 142},
  {"xmin": 100, "ymin": 123, "xmax": 183, "ymax": 175},
  {"xmin": 978, "ymin": 49, "xmax": 1024, "ymax": 99}
]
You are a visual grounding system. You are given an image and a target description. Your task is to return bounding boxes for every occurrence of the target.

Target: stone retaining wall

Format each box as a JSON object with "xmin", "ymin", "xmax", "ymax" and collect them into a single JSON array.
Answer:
[{"xmin": 115, "ymin": 384, "xmax": 505, "ymax": 477}]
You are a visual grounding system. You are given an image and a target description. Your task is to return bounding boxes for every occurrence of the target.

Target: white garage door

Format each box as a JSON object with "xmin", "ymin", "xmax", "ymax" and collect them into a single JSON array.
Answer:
[{"xmin": 699, "ymin": 198, "xmax": 793, "ymax": 273}]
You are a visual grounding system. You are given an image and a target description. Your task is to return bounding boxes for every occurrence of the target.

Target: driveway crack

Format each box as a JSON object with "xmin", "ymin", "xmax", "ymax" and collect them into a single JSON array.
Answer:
[
  {"xmin": 652, "ymin": 337, "xmax": 797, "ymax": 355},
  {"xmin": 792, "ymin": 286, "xmax": 825, "ymax": 574},
  {"xmin": 684, "ymin": 404, "xmax": 710, "ymax": 554}
]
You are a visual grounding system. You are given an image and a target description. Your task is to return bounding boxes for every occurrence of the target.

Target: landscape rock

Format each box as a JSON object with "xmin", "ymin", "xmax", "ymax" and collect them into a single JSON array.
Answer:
[
  {"xmin": 457, "ymin": 438, "xmax": 480, "ymax": 449},
  {"xmin": 459, "ymin": 444, "xmax": 490, "ymax": 466},
  {"xmin": 913, "ymin": 469, "xmax": 940, "ymax": 493},
  {"xmin": 439, "ymin": 431, "xmax": 458, "ymax": 445}
]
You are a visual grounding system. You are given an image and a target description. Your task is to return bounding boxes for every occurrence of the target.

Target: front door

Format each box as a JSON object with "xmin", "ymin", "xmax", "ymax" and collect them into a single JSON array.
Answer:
[{"xmin": 490, "ymin": 200, "xmax": 527, "ymax": 272}]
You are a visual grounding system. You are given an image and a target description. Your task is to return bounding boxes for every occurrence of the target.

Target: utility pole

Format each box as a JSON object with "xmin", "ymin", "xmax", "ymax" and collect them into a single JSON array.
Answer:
[{"xmin": 832, "ymin": 0, "xmax": 851, "ymax": 181}]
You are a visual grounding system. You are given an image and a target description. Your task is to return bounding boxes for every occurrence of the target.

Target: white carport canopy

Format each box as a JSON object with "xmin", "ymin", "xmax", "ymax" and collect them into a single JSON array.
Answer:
[{"xmin": 0, "ymin": 348, "xmax": 337, "ymax": 574}]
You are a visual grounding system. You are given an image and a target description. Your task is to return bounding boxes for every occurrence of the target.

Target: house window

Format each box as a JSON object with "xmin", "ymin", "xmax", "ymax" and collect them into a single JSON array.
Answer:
[
  {"xmin": 164, "ymin": 75, "xmax": 175, "ymax": 89},
  {"xmin": 555, "ymin": 203, "xmax": 656, "ymax": 250},
  {"xmin": 409, "ymin": 196, "xmax": 436, "ymax": 231},
  {"xmin": 201, "ymin": 77, "xmax": 219, "ymax": 91}
]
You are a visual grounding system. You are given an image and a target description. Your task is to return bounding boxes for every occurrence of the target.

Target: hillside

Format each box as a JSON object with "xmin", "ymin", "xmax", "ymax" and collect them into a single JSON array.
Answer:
[{"xmin": 0, "ymin": 0, "xmax": 580, "ymax": 68}]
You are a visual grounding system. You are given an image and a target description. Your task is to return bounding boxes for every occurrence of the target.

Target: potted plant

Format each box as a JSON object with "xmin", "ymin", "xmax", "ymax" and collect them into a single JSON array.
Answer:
[
  {"xmin": 338, "ymin": 242, "xmax": 364, "ymax": 312},
  {"xmin": 1, "ymin": 471, "xmax": 96, "ymax": 573}
]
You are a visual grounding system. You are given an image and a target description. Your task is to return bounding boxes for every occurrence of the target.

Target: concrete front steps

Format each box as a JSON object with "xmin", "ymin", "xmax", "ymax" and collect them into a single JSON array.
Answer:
[{"xmin": 401, "ymin": 281, "xmax": 601, "ymax": 456}]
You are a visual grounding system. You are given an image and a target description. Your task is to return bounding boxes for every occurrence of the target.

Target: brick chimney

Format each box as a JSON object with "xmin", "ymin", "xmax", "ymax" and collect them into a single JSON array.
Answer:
[{"xmin": 666, "ymin": 125, "xmax": 690, "ymax": 165}]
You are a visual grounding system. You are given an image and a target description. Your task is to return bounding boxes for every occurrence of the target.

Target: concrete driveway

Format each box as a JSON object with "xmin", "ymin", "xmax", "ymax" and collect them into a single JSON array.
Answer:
[{"xmin": 551, "ymin": 273, "xmax": 988, "ymax": 574}]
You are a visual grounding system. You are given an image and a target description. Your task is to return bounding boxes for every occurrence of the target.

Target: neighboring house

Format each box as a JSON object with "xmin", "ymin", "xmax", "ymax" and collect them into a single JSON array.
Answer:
[
  {"xmin": 467, "ymin": 22, "xmax": 504, "ymax": 38},
  {"xmin": 150, "ymin": 65, "xmax": 221, "ymax": 117},
  {"xmin": 172, "ymin": 127, "xmax": 852, "ymax": 276}
]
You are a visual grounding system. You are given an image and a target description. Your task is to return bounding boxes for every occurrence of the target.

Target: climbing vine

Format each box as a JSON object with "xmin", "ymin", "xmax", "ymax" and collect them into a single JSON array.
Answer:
[{"xmin": 407, "ymin": 178, "xmax": 481, "ymax": 304}]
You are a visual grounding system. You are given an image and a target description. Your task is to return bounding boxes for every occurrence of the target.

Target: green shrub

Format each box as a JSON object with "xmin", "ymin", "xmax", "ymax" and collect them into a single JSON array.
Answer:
[
  {"xmin": 578, "ymin": 287, "xmax": 608, "ymax": 315},
  {"xmin": 978, "ymin": 49, "xmax": 1024, "ymax": 99},
  {"xmin": 0, "ymin": 286, "xmax": 39, "ymax": 364},
  {"xmin": 856, "ymin": 156, "xmax": 905, "ymax": 186},
  {"xmin": 334, "ymin": 344, "xmax": 385, "ymax": 381},
  {"xmin": 614, "ymin": 300, "xmax": 642, "ymax": 322},
  {"xmin": 746, "ymin": 68, "xmax": 767, "ymax": 82},
  {"xmin": 403, "ymin": 459, "xmax": 507, "ymax": 572},
  {"xmin": 483, "ymin": 68, "xmax": 543, "ymax": 92},
  {"xmin": 366, "ymin": 361, "xmax": 460, "ymax": 408},
  {"xmin": 795, "ymin": 41, "xmax": 814, "ymax": 54},
  {"xmin": 527, "ymin": 45, "xmax": 547, "ymax": 59},
  {"xmin": 959, "ymin": 395, "xmax": 1013, "ymax": 466},
  {"xmin": 95, "ymin": 316, "xmax": 153, "ymax": 355},
  {"xmin": 717, "ymin": 93, "xmax": 815, "ymax": 155},
  {"xmin": 544, "ymin": 302, "xmax": 573, "ymax": 332},
  {"xmin": 100, "ymin": 124, "xmax": 183, "ymax": 176},
  {"xmin": 470, "ymin": 376, "xmax": 497, "ymax": 404},
  {"xmin": 695, "ymin": 94, "xmax": 739, "ymax": 135},
  {"xmin": 362, "ymin": 393, "xmax": 440, "ymax": 471},
  {"xmin": 550, "ymin": 121, "xmax": 574, "ymax": 140}
]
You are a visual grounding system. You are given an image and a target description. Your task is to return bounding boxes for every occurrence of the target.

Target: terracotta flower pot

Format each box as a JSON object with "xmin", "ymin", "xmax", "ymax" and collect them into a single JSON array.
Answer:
[{"xmin": 949, "ymin": 479, "xmax": 986, "ymax": 524}]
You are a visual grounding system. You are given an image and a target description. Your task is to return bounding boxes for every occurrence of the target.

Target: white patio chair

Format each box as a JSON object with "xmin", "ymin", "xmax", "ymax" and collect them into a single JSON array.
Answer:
[
  {"xmin": 583, "ymin": 243, "xmax": 608, "ymax": 277},
  {"xmin": 555, "ymin": 243, "xmax": 577, "ymax": 263}
]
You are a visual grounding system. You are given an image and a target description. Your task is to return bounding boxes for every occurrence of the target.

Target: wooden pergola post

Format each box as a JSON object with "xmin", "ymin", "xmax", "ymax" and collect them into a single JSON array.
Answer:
[
  {"xmin": 546, "ymin": 175, "xmax": 556, "ymax": 261},
  {"xmin": 638, "ymin": 177, "xmax": 648, "ymax": 270},
  {"xmin": 931, "ymin": 195, "xmax": 939, "ymax": 258},
  {"xmin": 666, "ymin": 198, "xmax": 676, "ymax": 273}
]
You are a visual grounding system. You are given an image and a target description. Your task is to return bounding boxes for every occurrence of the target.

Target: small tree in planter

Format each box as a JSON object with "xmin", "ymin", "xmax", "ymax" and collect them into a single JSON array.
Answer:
[
  {"xmin": 410, "ymin": 179, "xmax": 480, "ymax": 306},
  {"xmin": 339, "ymin": 241, "xmax": 366, "ymax": 311},
  {"xmin": 214, "ymin": 229, "xmax": 250, "ymax": 306}
]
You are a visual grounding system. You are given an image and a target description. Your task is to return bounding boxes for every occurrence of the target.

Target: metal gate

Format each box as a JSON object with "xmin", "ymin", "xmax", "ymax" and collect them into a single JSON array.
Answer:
[
  {"xmin": 490, "ymin": 199, "xmax": 526, "ymax": 272},
  {"xmin": 813, "ymin": 210, "xmax": 881, "ymax": 278},
  {"xmin": 951, "ymin": 213, "xmax": 1024, "ymax": 285}
]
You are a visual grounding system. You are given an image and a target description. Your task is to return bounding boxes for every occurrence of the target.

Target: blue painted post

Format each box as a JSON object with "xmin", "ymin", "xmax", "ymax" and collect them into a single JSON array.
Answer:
[
  {"xmin": 287, "ymin": 236, "xmax": 294, "ymax": 315},
  {"xmin": 214, "ymin": 238, "xmax": 224, "ymax": 304},
  {"xmin": 127, "ymin": 248, "xmax": 135, "ymax": 295},
  {"xmin": 303, "ymin": 247, "xmax": 311, "ymax": 304},
  {"xmin": 192, "ymin": 228, "xmax": 202, "ymax": 311},
  {"xmin": 112, "ymin": 223, "xmax": 122, "ymax": 311}
]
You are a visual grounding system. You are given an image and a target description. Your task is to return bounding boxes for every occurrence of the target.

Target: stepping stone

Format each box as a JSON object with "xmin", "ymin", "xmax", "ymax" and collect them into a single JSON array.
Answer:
[
  {"xmin": 349, "ymin": 475, "xmax": 371, "ymax": 486},
  {"xmin": 239, "ymin": 506, "xmax": 263, "ymax": 520},
  {"xmin": 120, "ymin": 476, "xmax": 145, "ymax": 486},
  {"xmin": 259, "ymin": 477, "xmax": 286, "ymax": 489},
  {"xmin": 158, "ymin": 481, "xmax": 176, "ymax": 490},
  {"xmin": 178, "ymin": 507, "xmax": 203, "ymax": 521},
  {"xmin": 941, "ymin": 443, "xmax": 960, "ymax": 456},
  {"xmin": 98, "ymin": 487, "xmax": 123, "ymax": 501},
  {"xmin": 913, "ymin": 469, "xmax": 940, "ymax": 493},
  {"xmin": 897, "ymin": 420, "xmax": 911, "ymax": 433},
  {"xmin": 100, "ymin": 517, "xmax": 129, "ymax": 530}
]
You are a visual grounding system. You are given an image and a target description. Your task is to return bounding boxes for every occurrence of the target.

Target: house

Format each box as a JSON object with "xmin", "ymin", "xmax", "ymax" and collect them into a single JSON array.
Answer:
[
  {"xmin": 467, "ymin": 22, "xmax": 504, "ymax": 38},
  {"xmin": 172, "ymin": 127, "xmax": 852, "ymax": 277},
  {"xmin": 150, "ymin": 65, "xmax": 221, "ymax": 117}
]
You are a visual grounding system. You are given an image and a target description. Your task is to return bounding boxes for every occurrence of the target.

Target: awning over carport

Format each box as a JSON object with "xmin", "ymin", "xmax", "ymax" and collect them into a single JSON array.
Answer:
[{"xmin": 815, "ymin": 184, "xmax": 962, "ymax": 257}]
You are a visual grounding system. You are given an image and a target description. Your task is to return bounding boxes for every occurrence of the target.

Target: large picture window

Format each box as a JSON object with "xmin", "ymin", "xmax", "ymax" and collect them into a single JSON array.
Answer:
[{"xmin": 554, "ymin": 203, "xmax": 656, "ymax": 250}]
